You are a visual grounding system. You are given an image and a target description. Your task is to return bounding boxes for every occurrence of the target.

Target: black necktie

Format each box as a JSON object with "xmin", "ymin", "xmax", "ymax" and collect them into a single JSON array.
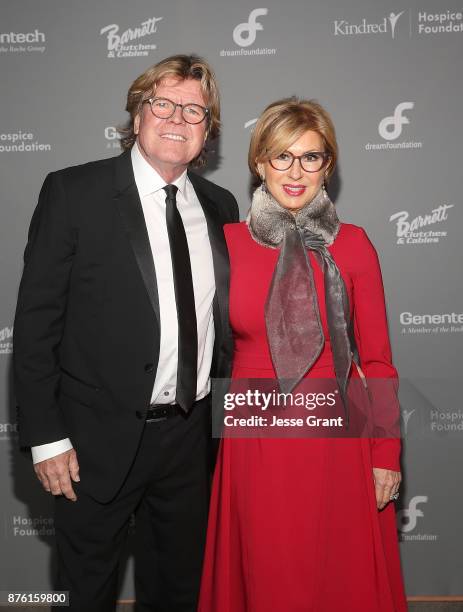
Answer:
[{"xmin": 163, "ymin": 184, "xmax": 198, "ymax": 412}]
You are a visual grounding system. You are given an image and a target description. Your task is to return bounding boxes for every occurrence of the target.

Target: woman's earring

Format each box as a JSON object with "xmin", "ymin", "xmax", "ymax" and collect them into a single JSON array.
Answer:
[{"xmin": 260, "ymin": 176, "xmax": 267, "ymax": 193}]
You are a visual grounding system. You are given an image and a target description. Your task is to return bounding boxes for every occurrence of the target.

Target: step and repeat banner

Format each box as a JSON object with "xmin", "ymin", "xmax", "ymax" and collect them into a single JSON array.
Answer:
[{"xmin": 1, "ymin": 0, "xmax": 462, "ymax": 600}]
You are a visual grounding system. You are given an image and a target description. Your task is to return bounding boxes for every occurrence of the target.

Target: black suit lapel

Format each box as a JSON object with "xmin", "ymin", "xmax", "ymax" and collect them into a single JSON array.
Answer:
[
  {"xmin": 113, "ymin": 151, "xmax": 160, "ymax": 330},
  {"xmin": 188, "ymin": 172, "xmax": 230, "ymax": 346}
]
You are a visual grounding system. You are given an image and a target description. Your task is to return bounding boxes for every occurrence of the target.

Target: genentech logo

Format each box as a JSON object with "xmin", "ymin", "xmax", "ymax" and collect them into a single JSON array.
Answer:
[
  {"xmin": 104, "ymin": 126, "xmax": 120, "ymax": 150},
  {"xmin": 0, "ymin": 30, "xmax": 46, "ymax": 54},
  {"xmin": 397, "ymin": 496, "xmax": 438, "ymax": 541},
  {"xmin": 220, "ymin": 8, "xmax": 276, "ymax": 57},
  {"xmin": 389, "ymin": 204, "xmax": 453, "ymax": 245},
  {"xmin": 365, "ymin": 102, "xmax": 422, "ymax": 151},
  {"xmin": 0, "ymin": 326, "xmax": 13, "ymax": 354},
  {"xmin": 400, "ymin": 311, "xmax": 463, "ymax": 335},
  {"xmin": 0, "ymin": 132, "xmax": 51, "ymax": 153},
  {"xmin": 100, "ymin": 17, "xmax": 163, "ymax": 58},
  {"xmin": 333, "ymin": 11, "xmax": 404, "ymax": 38}
]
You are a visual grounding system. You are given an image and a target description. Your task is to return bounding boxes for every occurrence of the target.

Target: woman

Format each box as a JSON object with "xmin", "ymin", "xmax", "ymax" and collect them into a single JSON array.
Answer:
[{"xmin": 198, "ymin": 98, "xmax": 407, "ymax": 611}]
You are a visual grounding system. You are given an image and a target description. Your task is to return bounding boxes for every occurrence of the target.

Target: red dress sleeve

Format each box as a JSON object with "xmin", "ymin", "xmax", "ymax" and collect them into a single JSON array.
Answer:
[{"xmin": 352, "ymin": 227, "xmax": 401, "ymax": 472}]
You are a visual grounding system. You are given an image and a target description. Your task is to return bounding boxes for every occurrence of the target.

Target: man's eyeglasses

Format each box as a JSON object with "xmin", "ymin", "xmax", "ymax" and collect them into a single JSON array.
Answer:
[
  {"xmin": 269, "ymin": 151, "xmax": 331, "ymax": 173},
  {"xmin": 142, "ymin": 97, "xmax": 209, "ymax": 125}
]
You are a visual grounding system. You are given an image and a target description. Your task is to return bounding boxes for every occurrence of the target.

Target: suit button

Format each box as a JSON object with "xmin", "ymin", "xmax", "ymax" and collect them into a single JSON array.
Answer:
[
  {"xmin": 135, "ymin": 410, "xmax": 144, "ymax": 420},
  {"xmin": 144, "ymin": 363, "xmax": 154, "ymax": 373}
]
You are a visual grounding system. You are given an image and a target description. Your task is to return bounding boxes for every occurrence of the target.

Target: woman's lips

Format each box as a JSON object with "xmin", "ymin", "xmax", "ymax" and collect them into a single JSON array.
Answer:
[{"xmin": 283, "ymin": 184, "xmax": 306, "ymax": 197}]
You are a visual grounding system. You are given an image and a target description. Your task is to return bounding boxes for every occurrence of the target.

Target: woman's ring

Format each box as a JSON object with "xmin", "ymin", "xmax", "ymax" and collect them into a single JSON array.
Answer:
[{"xmin": 390, "ymin": 492, "xmax": 399, "ymax": 501}]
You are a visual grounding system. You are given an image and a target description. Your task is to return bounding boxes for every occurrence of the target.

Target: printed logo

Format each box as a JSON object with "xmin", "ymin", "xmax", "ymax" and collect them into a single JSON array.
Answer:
[
  {"xmin": 233, "ymin": 8, "xmax": 268, "ymax": 46},
  {"xmin": 0, "ymin": 30, "xmax": 46, "ymax": 54},
  {"xmin": 430, "ymin": 409, "xmax": 463, "ymax": 433},
  {"xmin": 0, "ymin": 132, "xmax": 51, "ymax": 153},
  {"xmin": 221, "ymin": 9, "xmax": 276, "ymax": 57},
  {"xmin": 333, "ymin": 11, "xmax": 405, "ymax": 38},
  {"xmin": 0, "ymin": 326, "xmax": 13, "ymax": 354},
  {"xmin": 389, "ymin": 204, "xmax": 453, "ymax": 245},
  {"xmin": 417, "ymin": 10, "xmax": 463, "ymax": 34},
  {"xmin": 401, "ymin": 408, "xmax": 415, "ymax": 435},
  {"xmin": 365, "ymin": 102, "xmax": 422, "ymax": 151},
  {"xmin": 100, "ymin": 17, "xmax": 163, "ymax": 58},
  {"xmin": 400, "ymin": 311, "xmax": 463, "ymax": 335},
  {"xmin": 8, "ymin": 515, "xmax": 55, "ymax": 538},
  {"xmin": 104, "ymin": 126, "xmax": 120, "ymax": 150},
  {"xmin": 244, "ymin": 118, "xmax": 258, "ymax": 129},
  {"xmin": 378, "ymin": 102, "xmax": 414, "ymax": 140},
  {"xmin": 0, "ymin": 422, "xmax": 18, "ymax": 441},
  {"xmin": 397, "ymin": 495, "xmax": 438, "ymax": 542}
]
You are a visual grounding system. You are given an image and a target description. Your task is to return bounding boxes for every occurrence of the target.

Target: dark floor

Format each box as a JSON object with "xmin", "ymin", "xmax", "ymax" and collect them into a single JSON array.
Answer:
[{"xmin": 2, "ymin": 601, "xmax": 463, "ymax": 611}]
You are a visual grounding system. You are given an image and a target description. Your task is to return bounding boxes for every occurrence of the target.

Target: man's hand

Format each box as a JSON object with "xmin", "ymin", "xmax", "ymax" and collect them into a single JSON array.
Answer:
[
  {"xmin": 372, "ymin": 466, "xmax": 401, "ymax": 511},
  {"xmin": 34, "ymin": 449, "xmax": 80, "ymax": 501}
]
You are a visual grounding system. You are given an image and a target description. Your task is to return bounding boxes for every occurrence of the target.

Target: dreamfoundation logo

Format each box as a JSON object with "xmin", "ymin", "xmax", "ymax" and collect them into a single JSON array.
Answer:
[
  {"xmin": 0, "ymin": 327, "xmax": 13, "ymax": 354},
  {"xmin": 0, "ymin": 132, "xmax": 51, "ymax": 153},
  {"xmin": 220, "ymin": 8, "xmax": 276, "ymax": 57},
  {"xmin": 333, "ymin": 11, "xmax": 405, "ymax": 38},
  {"xmin": 396, "ymin": 496, "xmax": 438, "ymax": 542},
  {"xmin": 365, "ymin": 102, "xmax": 422, "ymax": 151},
  {"xmin": 399, "ymin": 311, "xmax": 463, "ymax": 335},
  {"xmin": 0, "ymin": 30, "xmax": 46, "ymax": 54},
  {"xmin": 389, "ymin": 203, "xmax": 453, "ymax": 245},
  {"xmin": 100, "ymin": 16, "xmax": 163, "ymax": 58}
]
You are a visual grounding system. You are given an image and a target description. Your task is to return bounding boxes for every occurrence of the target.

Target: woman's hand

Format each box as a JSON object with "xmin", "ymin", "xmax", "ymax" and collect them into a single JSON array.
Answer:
[{"xmin": 372, "ymin": 467, "xmax": 401, "ymax": 510}]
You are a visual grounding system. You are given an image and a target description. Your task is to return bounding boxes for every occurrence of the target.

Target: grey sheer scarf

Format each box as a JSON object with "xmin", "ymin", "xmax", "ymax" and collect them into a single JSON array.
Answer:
[{"xmin": 246, "ymin": 184, "xmax": 353, "ymax": 420}]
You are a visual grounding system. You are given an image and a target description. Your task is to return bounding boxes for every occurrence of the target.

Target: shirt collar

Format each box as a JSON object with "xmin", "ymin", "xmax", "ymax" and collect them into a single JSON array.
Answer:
[{"xmin": 131, "ymin": 141, "xmax": 188, "ymax": 198}]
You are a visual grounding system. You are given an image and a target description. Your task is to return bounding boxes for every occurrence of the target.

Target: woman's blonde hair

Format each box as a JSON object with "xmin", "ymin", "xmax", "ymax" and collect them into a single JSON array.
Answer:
[
  {"xmin": 119, "ymin": 54, "xmax": 220, "ymax": 167},
  {"xmin": 248, "ymin": 97, "xmax": 338, "ymax": 181}
]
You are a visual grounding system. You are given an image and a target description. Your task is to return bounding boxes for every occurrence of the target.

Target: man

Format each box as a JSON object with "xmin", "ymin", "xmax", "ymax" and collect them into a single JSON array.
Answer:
[{"xmin": 13, "ymin": 54, "xmax": 239, "ymax": 611}]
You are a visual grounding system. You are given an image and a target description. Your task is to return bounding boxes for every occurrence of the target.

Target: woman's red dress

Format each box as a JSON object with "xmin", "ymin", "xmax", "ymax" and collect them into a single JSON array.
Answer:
[{"xmin": 198, "ymin": 221, "xmax": 407, "ymax": 612}]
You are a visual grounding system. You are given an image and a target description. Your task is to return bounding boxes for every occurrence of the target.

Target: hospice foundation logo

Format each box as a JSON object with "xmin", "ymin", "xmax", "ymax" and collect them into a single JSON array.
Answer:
[
  {"xmin": 7, "ymin": 515, "xmax": 55, "ymax": 538},
  {"xmin": 430, "ymin": 409, "xmax": 463, "ymax": 433},
  {"xmin": 333, "ymin": 11, "xmax": 405, "ymax": 38},
  {"xmin": 397, "ymin": 496, "xmax": 438, "ymax": 542},
  {"xmin": 0, "ymin": 132, "xmax": 51, "ymax": 153},
  {"xmin": 400, "ymin": 311, "xmax": 463, "ymax": 335},
  {"xmin": 0, "ymin": 30, "xmax": 46, "ymax": 54},
  {"xmin": 100, "ymin": 16, "xmax": 163, "ymax": 58},
  {"xmin": 366, "ymin": 102, "xmax": 422, "ymax": 151},
  {"xmin": 0, "ymin": 326, "xmax": 13, "ymax": 354},
  {"xmin": 0, "ymin": 422, "xmax": 18, "ymax": 441},
  {"xmin": 416, "ymin": 10, "xmax": 463, "ymax": 34},
  {"xmin": 389, "ymin": 203, "xmax": 453, "ymax": 245},
  {"xmin": 220, "ymin": 8, "xmax": 276, "ymax": 57}
]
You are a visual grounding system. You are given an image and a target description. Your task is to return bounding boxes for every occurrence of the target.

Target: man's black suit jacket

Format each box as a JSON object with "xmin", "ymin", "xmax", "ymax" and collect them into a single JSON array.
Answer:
[{"xmin": 13, "ymin": 150, "xmax": 239, "ymax": 502}]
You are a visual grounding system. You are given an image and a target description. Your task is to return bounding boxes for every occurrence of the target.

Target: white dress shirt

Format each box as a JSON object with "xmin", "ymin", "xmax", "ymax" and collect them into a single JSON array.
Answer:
[{"xmin": 31, "ymin": 143, "xmax": 216, "ymax": 463}]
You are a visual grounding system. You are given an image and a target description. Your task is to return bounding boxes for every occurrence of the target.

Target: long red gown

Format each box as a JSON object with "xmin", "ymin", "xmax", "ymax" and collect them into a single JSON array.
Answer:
[{"xmin": 198, "ymin": 221, "xmax": 407, "ymax": 612}]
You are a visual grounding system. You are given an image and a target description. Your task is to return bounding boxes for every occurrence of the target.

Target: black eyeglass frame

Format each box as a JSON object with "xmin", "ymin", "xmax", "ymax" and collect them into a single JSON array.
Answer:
[
  {"xmin": 142, "ymin": 97, "xmax": 210, "ymax": 125},
  {"xmin": 268, "ymin": 150, "xmax": 332, "ymax": 173}
]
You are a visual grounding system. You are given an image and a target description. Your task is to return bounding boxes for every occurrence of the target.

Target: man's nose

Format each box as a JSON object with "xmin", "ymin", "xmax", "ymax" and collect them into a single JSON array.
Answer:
[{"xmin": 169, "ymin": 104, "xmax": 185, "ymax": 124}]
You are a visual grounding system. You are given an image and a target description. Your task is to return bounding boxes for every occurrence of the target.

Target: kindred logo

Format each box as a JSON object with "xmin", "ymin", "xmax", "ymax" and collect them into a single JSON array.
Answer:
[
  {"xmin": 365, "ymin": 102, "xmax": 422, "ymax": 151},
  {"xmin": 333, "ymin": 11, "xmax": 405, "ymax": 38},
  {"xmin": 0, "ymin": 30, "xmax": 46, "ymax": 54},
  {"xmin": 0, "ymin": 326, "xmax": 13, "ymax": 354},
  {"xmin": 397, "ymin": 495, "xmax": 438, "ymax": 542},
  {"xmin": 401, "ymin": 409, "xmax": 415, "ymax": 435},
  {"xmin": 100, "ymin": 17, "xmax": 163, "ymax": 58},
  {"xmin": 389, "ymin": 203, "xmax": 453, "ymax": 245},
  {"xmin": 220, "ymin": 9, "xmax": 276, "ymax": 57},
  {"xmin": 104, "ymin": 126, "xmax": 120, "ymax": 151},
  {"xmin": 378, "ymin": 102, "xmax": 414, "ymax": 140},
  {"xmin": 233, "ymin": 8, "xmax": 268, "ymax": 47}
]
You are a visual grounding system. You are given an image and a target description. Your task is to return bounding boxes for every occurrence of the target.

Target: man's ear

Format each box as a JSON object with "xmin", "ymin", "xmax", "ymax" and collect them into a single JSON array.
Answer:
[{"xmin": 134, "ymin": 113, "xmax": 140, "ymax": 135}]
